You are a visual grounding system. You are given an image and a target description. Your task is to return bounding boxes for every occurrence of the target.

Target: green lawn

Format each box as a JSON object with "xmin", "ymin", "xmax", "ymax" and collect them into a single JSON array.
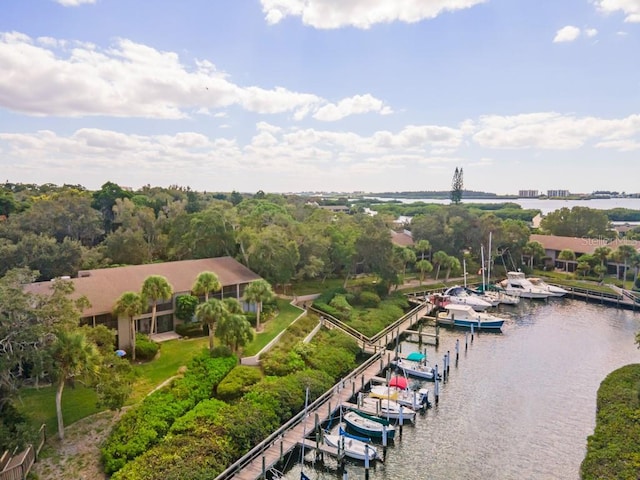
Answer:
[
  {"xmin": 16, "ymin": 336, "xmax": 210, "ymax": 436},
  {"xmin": 16, "ymin": 384, "xmax": 101, "ymax": 438},
  {"xmin": 242, "ymin": 298, "xmax": 302, "ymax": 356},
  {"xmin": 129, "ymin": 336, "xmax": 209, "ymax": 403}
]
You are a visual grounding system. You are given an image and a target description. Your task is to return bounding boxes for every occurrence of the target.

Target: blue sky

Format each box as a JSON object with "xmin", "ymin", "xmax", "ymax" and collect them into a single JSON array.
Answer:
[{"xmin": 1, "ymin": 0, "xmax": 639, "ymax": 194}]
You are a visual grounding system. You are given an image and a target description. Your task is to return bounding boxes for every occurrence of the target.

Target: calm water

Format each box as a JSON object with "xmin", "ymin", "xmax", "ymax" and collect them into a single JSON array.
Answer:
[
  {"xmin": 365, "ymin": 197, "xmax": 640, "ymax": 215},
  {"xmin": 281, "ymin": 299, "xmax": 640, "ymax": 480}
]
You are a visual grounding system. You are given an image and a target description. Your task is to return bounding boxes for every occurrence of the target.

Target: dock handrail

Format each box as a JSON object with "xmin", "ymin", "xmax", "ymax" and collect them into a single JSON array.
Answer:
[{"xmin": 213, "ymin": 351, "xmax": 383, "ymax": 480}]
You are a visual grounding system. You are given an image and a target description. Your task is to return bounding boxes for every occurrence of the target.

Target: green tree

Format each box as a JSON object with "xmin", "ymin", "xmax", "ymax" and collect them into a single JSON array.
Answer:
[
  {"xmin": 450, "ymin": 167, "xmax": 464, "ymax": 204},
  {"xmin": 593, "ymin": 246, "xmax": 612, "ymax": 267},
  {"xmin": 216, "ymin": 312, "xmax": 254, "ymax": 353},
  {"xmin": 522, "ymin": 241, "xmax": 546, "ymax": 269},
  {"xmin": 613, "ymin": 245, "xmax": 638, "ymax": 288},
  {"xmin": 92, "ymin": 181, "xmax": 132, "ymax": 233},
  {"xmin": 432, "ymin": 250, "xmax": 449, "ymax": 281},
  {"xmin": 195, "ymin": 298, "xmax": 226, "ymax": 351},
  {"xmin": 51, "ymin": 329, "xmax": 99, "ymax": 439},
  {"xmin": 415, "ymin": 259, "xmax": 433, "ymax": 285},
  {"xmin": 175, "ymin": 294, "xmax": 199, "ymax": 322},
  {"xmin": 243, "ymin": 279, "xmax": 275, "ymax": 332},
  {"xmin": 540, "ymin": 207, "xmax": 611, "ymax": 238},
  {"xmin": 141, "ymin": 275, "xmax": 173, "ymax": 335},
  {"xmin": 192, "ymin": 271, "xmax": 221, "ymax": 302},
  {"xmin": 113, "ymin": 292, "xmax": 144, "ymax": 361},
  {"xmin": 558, "ymin": 249, "xmax": 576, "ymax": 273},
  {"xmin": 398, "ymin": 247, "xmax": 416, "ymax": 280},
  {"xmin": 414, "ymin": 239, "xmax": 431, "ymax": 261},
  {"xmin": 444, "ymin": 255, "xmax": 461, "ymax": 282}
]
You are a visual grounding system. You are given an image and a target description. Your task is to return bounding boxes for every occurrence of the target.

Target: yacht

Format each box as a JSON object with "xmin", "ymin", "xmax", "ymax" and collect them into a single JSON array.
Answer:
[
  {"xmin": 528, "ymin": 277, "xmax": 569, "ymax": 297},
  {"xmin": 437, "ymin": 303, "xmax": 505, "ymax": 331},
  {"xmin": 443, "ymin": 285, "xmax": 493, "ymax": 311},
  {"xmin": 500, "ymin": 271, "xmax": 553, "ymax": 299}
]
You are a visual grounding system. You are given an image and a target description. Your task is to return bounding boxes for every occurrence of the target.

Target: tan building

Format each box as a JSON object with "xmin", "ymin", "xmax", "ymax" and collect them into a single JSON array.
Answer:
[
  {"xmin": 529, "ymin": 234, "xmax": 640, "ymax": 273},
  {"xmin": 25, "ymin": 257, "xmax": 262, "ymax": 349}
]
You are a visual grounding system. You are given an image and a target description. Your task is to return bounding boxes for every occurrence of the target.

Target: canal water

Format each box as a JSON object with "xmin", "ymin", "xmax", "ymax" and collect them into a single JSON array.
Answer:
[{"xmin": 280, "ymin": 299, "xmax": 640, "ymax": 480}]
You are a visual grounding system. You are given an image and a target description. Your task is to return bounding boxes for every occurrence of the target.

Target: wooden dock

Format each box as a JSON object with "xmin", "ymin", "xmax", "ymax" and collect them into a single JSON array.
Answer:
[
  {"xmin": 230, "ymin": 353, "xmax": 387, "ymax": 480},
  {"xmin": 214, "ymin": 302, "xmax": 439, "ymax": 480}
]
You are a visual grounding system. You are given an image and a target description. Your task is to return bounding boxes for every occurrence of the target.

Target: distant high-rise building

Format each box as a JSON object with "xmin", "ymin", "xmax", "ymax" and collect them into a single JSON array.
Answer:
[
  {"xmin": 547, "ymin": 189, "xmax": 569, "ymax": 197},
  {"xmin": 518, "ymin": 190, "xmax": 539, "ymax": 198}
]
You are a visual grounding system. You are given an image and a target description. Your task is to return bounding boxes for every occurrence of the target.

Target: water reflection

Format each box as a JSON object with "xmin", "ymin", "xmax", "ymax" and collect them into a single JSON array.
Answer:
[{"xmin": 280, "ymin": 299, "xmax": 640, "ymax": 480}]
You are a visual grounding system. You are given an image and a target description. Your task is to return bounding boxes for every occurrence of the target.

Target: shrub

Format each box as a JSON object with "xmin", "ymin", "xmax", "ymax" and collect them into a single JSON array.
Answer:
[
  {"xmin": 358, "ymin": 290, "xmax": 381, "ymax": 308},
  {"xmin": 101, "ymin": 352, "xmax": 237, "ymax": 475},
  {"xmin": 135, "ymin": 333, "xmax": 160, "ymax": 361},
  {"xmin": 216, "ymin": 366, "xmax": 263, "ymax": 401},
  {"xmin": 175, "ymin": 294, "xmax": 199, "ymax": 322},
  {"xmin": 175, "ymin": 321, "xmax": 205, "ymax": 338}
]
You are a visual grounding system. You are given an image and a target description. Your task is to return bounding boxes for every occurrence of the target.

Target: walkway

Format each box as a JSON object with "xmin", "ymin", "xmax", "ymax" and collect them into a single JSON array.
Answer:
[{"xmin": 215, "ymin": 302, "xmax": 436, "ymax": 480}]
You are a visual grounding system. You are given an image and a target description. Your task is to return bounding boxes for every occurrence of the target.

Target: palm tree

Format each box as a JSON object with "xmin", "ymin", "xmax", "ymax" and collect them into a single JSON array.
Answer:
[
  {"xmin": 243, "ymin": 279, "xmax": 275, "ymax": 332},
  {"xmin": 113, "ymin": 291, "xmax": 144, "ymax": 361},
  {"xmin": 195, "ymin": 298, "xmax": 226, "ymax": 351},
  {"xmin": 432, "ymin": 250, "xmax": 449, "ymax": 281},
  {"xmin": 522, "ymin": 241, "xmax": 545, "ymax": 269},
  {"xmin": 223, "ymin": 297, "xmax": 244, "ymax": 314},
  {"xmin": 593, "ymin": 246, "xmax": 611, "ymax": 267},
  {"xmin": 558, "ymin": 249, "xmax": 576, "ymax": 273},
  {"xmin": 415, "ymin": 259, "xmax": 433, "ymax": 285},
  {"xmin": 192, "ymin": 271, "xmax": 221, "ymax": 302},
  {"xmin": 51, "ymin": 329, "xmax": 98, "ymax": 440},
  {"xmin": 414, "ymin": 239, "xmax": 431, "ymax": 261},
  {"xmin": 444, "ymin": 256, "xmax": 461, "ymax": 282},
  {"xmin": 141, "ymin": 275, "xmax": 173, "ymax": 335},
  {"xmin": 216, "ymin": 312, "xmax": 254, "ymax": 353},
  {"xmin": 614, "ymin": 245, "xmax": 637, "ymax": 289}
]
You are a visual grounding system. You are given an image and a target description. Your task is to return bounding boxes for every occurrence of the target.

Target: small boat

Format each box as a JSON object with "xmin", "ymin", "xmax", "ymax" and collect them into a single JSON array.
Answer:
[
  {"xmin": 528, "ymin": 277, "xmax": 568, "ymax": 297},
  {"xmin": 437, "ymin": 303, "xmax": 505, "ymax": 331},
  {"xmin": 443, "ymin": 286, "xmax": 493, "ymax": 311},
  {"xmin": 391, "ymin": 353, "xmax": 439, "ymax": 381},
  {"xmin": 351, "ymin": 395, "xmax": 417, "ymax": 423},
  {"xmin": 500, "ymin": 271, "xmax": 553, "ymax": 299},
  {"xmin": 323, "ymin": 428, "xmax": 380, "ymax": 462},
  {"xmin": 343, "ymin": 410, "xmax": 396, "ymax": 440},
  {"xmin": 369, "ymin": 385, "xmax": 431, "ymax": 410}
]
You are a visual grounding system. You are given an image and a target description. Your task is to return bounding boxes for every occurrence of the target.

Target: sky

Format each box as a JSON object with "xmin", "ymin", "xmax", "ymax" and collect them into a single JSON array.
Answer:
[{"xmin": 0, "ymin": 0, "xmax": 639, "ymax": 195}]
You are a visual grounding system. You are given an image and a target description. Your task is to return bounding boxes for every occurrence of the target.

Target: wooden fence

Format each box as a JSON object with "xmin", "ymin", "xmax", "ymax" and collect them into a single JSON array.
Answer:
[{"xmin": 0, "ymin": 425, "xmax": 45, "ymax": 480}]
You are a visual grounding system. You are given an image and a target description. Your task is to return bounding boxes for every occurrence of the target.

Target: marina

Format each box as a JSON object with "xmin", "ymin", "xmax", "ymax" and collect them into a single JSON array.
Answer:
[
  {"xmin": 215, "ymin": 282, "xmax": 640, "ymax": 480},
  {"xmin": 273, "ymin": 298, "xmax": 640, "ymax": 480}
]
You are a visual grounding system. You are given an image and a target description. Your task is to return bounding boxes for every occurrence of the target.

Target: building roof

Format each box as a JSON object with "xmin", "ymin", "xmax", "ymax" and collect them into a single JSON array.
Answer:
[
  {"xmin": 530, "ymin": 233, "xmax": 640, "ymax": 255},
  {"xmin": 25, "ymin": 257, "xmax": 262, "ymax": 317},
  {"xmin": 391, "ymin": 229, "xmax": 414, "ymax": 247}
]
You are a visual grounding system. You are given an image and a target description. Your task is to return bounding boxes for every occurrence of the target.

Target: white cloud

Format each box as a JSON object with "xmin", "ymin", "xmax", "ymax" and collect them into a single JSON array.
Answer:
[
  {"xmin": 585, "ymin": 28, "xmax": 598, "ymax": 37},
  {"xmin": 0, "ymin": 32, "xmax": 389, "ymax": 121},
  {"xmin": 593, "ymin": 0, "xmax": 640, "ymax": 23},
  {"xmin": 313, "ymin": 94, "xmax": 391, "ymax": 121},
  {"xmin": 471, "ymin": 112, "xmax": 640, "ymax": 150},
  {"xmin": 553, "ymin": 25, "xmax": 581, "ymax": 43},
  {"xmin": 261, "ymin": 0, "xmax": 487, "ymax": 29},
  {"xmin": 54, "ymin": 0, "xmax": 96, "ymax": 6}
]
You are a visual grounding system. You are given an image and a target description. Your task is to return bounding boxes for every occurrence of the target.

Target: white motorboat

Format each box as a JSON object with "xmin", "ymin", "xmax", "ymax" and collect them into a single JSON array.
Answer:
[
  {"xmin": 500, "ymin": 271, "xmax": 553, "ymax": 299},
  {"xmin": 390, "ymin": 352, "xmax": 439, "ymax": 381},
  {"xmin": 437, "ymin": 303, "xmax": 505, "ymax": 330},
  {"xmin": 528, "ymin": 277, "xmax": 568, "ymax": 297},
  {"xmin": 443, "ymin": 286, "xmax": 493, "ymax": 311},
  {"xmin": 323, "ymin": 428, "xmax": 380, "ymax": 462},
  {"xmin": 351, "ymin": 395, "xmax": 417, "ymax": 423}
]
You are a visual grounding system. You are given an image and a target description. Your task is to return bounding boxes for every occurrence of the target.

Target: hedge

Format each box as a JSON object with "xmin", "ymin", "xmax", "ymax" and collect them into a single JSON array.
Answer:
[
  {"xmin": 581, "ymin": 364, "xmax": 640, "ymax": 479},
  {"xmin": 101, "ymin": 352, "xmax": 237, "ymax": 475}
]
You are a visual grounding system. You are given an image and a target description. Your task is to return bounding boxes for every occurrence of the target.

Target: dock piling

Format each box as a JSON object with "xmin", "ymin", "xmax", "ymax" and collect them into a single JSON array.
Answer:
[{"xmin": 455, "ymin": 339, "xmax": 460, "ymax": 365}]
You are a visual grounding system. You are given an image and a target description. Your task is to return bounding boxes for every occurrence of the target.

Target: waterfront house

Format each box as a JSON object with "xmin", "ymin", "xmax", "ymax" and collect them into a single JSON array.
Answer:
[
  {"xmin": 25, "ymin": 257, "xmax": 262, "ymax": 349},
  {"xmin": 528, "ymin": 233, "xmax": 640, "ymax": 275}
]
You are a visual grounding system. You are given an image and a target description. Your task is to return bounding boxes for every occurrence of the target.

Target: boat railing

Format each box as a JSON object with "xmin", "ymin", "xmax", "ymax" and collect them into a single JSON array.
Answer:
[{"xmin": 213, "ymin": 351, "xmax": 383, "ymax": 480}]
